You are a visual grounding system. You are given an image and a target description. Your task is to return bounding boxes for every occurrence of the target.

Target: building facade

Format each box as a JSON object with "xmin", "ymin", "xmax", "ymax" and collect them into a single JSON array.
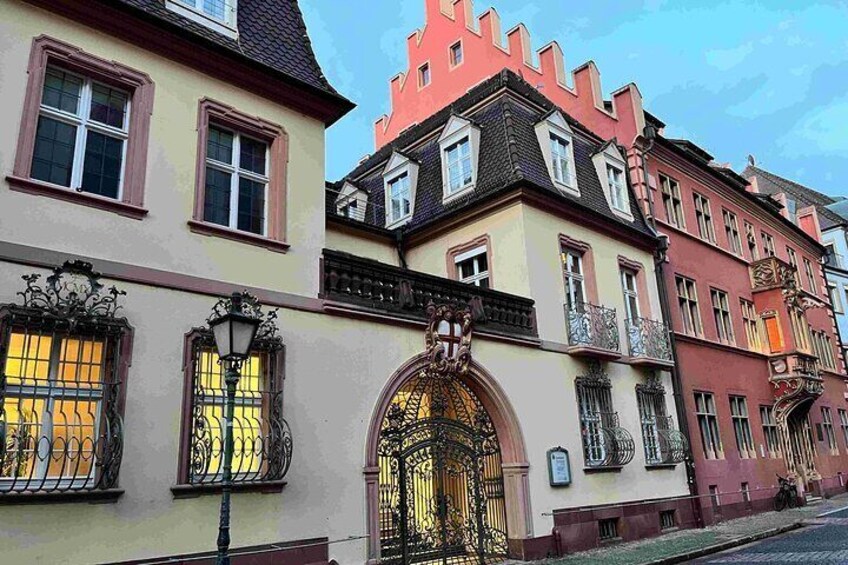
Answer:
[
  {"xmin": 0, "ymin": 1, "xmax": 693, "ymax": 564},
  {"xmin": 745, "ymin": 163, "xmax": 848, "ymax": 368},
  {"xmin": 369, "ymin": 0, "xmax": 848, "ymax": 528}
]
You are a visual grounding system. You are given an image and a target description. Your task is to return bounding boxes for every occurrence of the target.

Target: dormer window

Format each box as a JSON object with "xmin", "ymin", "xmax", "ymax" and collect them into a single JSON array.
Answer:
[
  {"xmin": 446, "ymin": 138, "xmax": 473, "ymax": 194},
  {"xmin": 592, "ymin": 141, "xmax": 632, "ymax": 220},
  {"xmin": 340, "ymin": 199, "xmax": 358, "ymax": 219},
  {"xmin": 382, "ymin": 151, "xmax": 419, "ymax": 228},
  {"xmin": 438, "ymin": 116, "xmax": 480, "ymax": 202},
  {"xmin": 388, "ymin": 173, "xmax": 411, "ymax": 224},
  {"xmin": 607, "ymin": 164, "xmax": 627, "ymax": 212},
  {"xmin": 166, "ymin": 0, "xmax": 238, "ymax": 38},
  {"xmin": 535, "ymin": 111, "xmax": 578, "ymax": 195},
  {"xmin": 550, "ymin": 134, "xmax": 573, "ymax": 186},
  {"xmin": 335, "ymin": 181, "xmax": 368, "ymax": 222}
]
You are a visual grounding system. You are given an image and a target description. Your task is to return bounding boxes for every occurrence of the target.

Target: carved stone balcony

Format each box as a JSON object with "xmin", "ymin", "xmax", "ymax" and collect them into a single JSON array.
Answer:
[
  {"xmin": 769, "ymin": 352, "xmax": 824, "ymax": 416},
  {"xmin": 321, "ymin": 249, "xmax": 537, "ymax": 338},
  {"xmin": 750, "ymin": 256, "xmax": 795, "ymax": 293},
  {"xmin": 626, "ymin": 317, "xmax": 674, "ymax": 368},
  {"xmin": 564, "ymin": 302, "xmax": 621, "ymax": 360}
]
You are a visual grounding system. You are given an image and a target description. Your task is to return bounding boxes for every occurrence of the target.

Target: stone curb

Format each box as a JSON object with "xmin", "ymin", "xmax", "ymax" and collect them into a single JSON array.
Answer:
[{"xmin": 641, "ymin": 522, "xmax": 805, "ymax": 565}]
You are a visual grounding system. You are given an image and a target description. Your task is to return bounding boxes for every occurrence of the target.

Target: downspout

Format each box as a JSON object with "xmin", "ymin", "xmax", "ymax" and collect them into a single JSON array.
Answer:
[
  {"xmin": 395, "ymin": 227, "xmax": 408, "ymax": 269},
  {"xmin": 639, "ymin": 125, "xmax": 704, "ymax": 529}
]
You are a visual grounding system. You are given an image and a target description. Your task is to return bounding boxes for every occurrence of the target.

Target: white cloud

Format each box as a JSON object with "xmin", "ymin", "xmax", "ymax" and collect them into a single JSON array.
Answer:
[{"xmin": 777, "ymin": 95, "xmax": 848, "ymax": 157}]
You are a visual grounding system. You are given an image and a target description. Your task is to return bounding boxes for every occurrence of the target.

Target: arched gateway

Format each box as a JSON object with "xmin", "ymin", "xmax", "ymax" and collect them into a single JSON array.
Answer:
[{"xmin": 364, "ymin": 304, "xmax": 530, "ymax": 564}]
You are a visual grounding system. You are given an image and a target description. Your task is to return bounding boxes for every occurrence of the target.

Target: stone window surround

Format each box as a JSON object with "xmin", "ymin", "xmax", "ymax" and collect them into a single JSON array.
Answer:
[
  {"xmin": 560, "ymin": 234, "xmax": 599, "ymax": 305},
  {"xmin": 617, "ymin": 255, "xmax": 652, "ymax": 320},
  {"xmin": 9, "ymin": 35, "xmax": 155, "ymax": 220},
  {"xmin": 188, "ymin": 97, "xmax": 289, "ymax": 253},
  {"xmin": 446, "ymin": 235, "xmax": 493, "ymax": 287}
]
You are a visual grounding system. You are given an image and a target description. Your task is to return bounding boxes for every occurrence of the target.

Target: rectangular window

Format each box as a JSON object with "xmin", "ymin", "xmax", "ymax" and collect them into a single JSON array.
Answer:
[
  {"xmin": 621, "ymin": 269, "xmax": 640, "ymax": 321},
  {"xmin": 637, "ymin": 386, "xmax": 670, "ymax": 465},
  {"xmin": 693, "ymin": 192, "xmax": 715, "ymax": 242},
  {"xmin": 803, "ymin": 258, "xmax": 817, "ymax": 294},
  {"xmin": 174, "ymin": 0, "xmax": 234, "ymax": 23},
  {"xmin": 454, "ymin": 246, "xmax": 490, "ymax": 288},
  {"xmin": 695, "ymin": 392, "xmax": 723, "ymax": 459},
  {"xmin": 741, "ymin": 482, "xmax": 751, "ymax": 503},
  {"xmin": 660, "ymin": 510, "xmax": 676, "ymax": 530},
  {"xmin": 418, "ymin": 63, "xmax": 431, "ymax": 88},
  {"xmin": 723, "ymin": 209, "xmax": 742, "ymax": 255},
  {"xmin": 660, "ymin": 174, "xmax": 685, "ymax": 228},
  {"xmin": 203, "ymin": 125, "xmax": 269, "ymax": 235},
  {"xmin": 576, "ymin": 380, "xmax": 614, "ymax": 467},
  {"xmin": 181, "ymin": 331, "xmax": 289, "ymax": 485},
  {"xmin": 839, "ymin": 409, "xmax": 848, "ymax": 448},
  {"xmin": 744, "ymin": 221, "xmax": 759, "ymax": 260},
  {"xmin": 709, "ymin": 485, "xmax": 720, "ymax": 509},
  {"xmin": 740, "ymin": 299, "xmax": 762, "ymax": 352},
  {"xmin": 387, "ymin": 173, "xmax": 412, "ymax": 224},
  {"xmin": 676, "ymin": 276, "xmax": 703, "ymax": 336},
  {"xmin": 730, "ymin": 396, "xmax": 755, "ymax": 458},
  {"xmin": 760, "ymin": 405, "xmax": 781, "ymax": 458},
  {"xmin": 829, "ymin": 284, "xmax": 843, "ymax": 314},
  {"xmin": 449, "ymin": 41, "xmax": 463, "ymax": 66},
  {"xmin": 790, "ymin": 308, "xmax": 811, "ymax": 354},
  {"xmin": 445, "ymin": 137, "xmax": 473, "ymax": 194},
  {"xmin": 31, "ymin": 66, "xmax": 129, "ymax": 199},
  {"xmin": 822, "ymin": 407, "xmax": 838, "ymax": 454},
  {"xmin": 711, "ymin": 289, "xmax": 734, "ymax": 344},
  {"xmin": 550, "ymin": 134, "xmax": 573, "ymax": 186},
  {"xmin": 562, "ymin": 249, "xmax": 586, "ymax": 310},
  {"xmin": 786, "ymin": 247, "xmax": 801, "ymax": 285},
  {"xmin": 607, "ymin": 164, "xmax": 627, "ymax": 212},
  {"xmin": 339, "ymin": 198, "xmax": 359, "ymax": 220},
  {"xmin": 761, "ymin": 232, "xmax": 776, "ymax": 257},
  {"xmin": 598, "ymin": 518, "xmax": 619, "ymax": 541}
]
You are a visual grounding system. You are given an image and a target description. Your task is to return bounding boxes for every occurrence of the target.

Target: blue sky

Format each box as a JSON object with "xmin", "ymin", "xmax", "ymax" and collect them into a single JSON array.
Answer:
[{"xmin": 302, "ymin": 0, "xmax": 848, "ymax": 196}]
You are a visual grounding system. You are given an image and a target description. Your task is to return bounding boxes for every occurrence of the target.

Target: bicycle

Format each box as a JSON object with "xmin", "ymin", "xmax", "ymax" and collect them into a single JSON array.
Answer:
[{"xmin": 773, "ymin": 474, "xmax": 798, "ymax": 511}]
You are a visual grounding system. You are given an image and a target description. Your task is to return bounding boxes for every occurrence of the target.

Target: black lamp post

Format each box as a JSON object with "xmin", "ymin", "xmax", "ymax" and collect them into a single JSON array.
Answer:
[{"xmin": 208, "ymin": 292, "xmax": 261, "ymax": 565}]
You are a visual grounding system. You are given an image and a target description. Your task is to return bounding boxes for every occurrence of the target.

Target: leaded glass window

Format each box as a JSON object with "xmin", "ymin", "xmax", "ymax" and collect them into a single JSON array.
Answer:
[{"xmin": 31, "ymin": 66, "xmax": 129, "ymax": 199}]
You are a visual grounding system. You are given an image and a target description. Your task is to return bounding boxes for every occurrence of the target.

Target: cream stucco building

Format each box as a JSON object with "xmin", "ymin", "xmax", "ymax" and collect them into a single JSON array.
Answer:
[{"xmin": 0, "ymin": 1, "xmax": 691, "ymax": 564}]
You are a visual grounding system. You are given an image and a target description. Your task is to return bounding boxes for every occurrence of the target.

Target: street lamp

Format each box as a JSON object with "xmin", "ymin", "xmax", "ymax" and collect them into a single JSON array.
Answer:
[{"xmin": 208, "ymin": 292, "xmax": 261, "ymax": 565}]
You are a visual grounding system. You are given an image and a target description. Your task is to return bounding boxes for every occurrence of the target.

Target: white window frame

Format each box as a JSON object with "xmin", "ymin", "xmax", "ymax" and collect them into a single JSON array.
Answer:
[
  {"xmin": 660, "ymin": 174, "xmax": 685, "ymax": 228},
  {"xmin": 166, "ymin": 0, "xmax": 238, "ymax": 39},
  {"xmin": 205, "ymin": 125, "xmax": 269, "ymax": 236},
  {"xmin": 693, "ymin": 192, "xmax": 716, "ymax": 243},
  {"xmin": 722, "ymin": 209, "xmax": 742, "ymax": 256},
  {"xmin": 454, "ymin": 245, "xmax": 489, "ymax": 287},
  {"xmin": 449, "ymin": 40, "xmax": 463, "ymax": 67},
  {"xmin": 621, "ymin": 269, "xmax": 640, "ymax": 321},
  {"xmin": 730, "ymin": 395, "xmax": 756, "ymax": 459},
  {"xmin": 438, "ymin": 115, "xmax": 480, "ymax": 203},
  {"xmin": 828, "ymin": 283, "xmax": 843, "ymax": 313},
  {"xmin": 382, "ymin": 151, "xmax": 419, "ymax": 228},
  {"xmin": 535, "ymin": 111, "xmax": 578, "ymax": 195},
  {"xmin": 803, "ymin": 258, "xmax": 817, "ymax": 294},
  {"xmin": 35, "ymin": 66, "xmax": 130, "ymax": 200},
  {"xmin": 334, "ymin": 181, "xmax": 368, "ymax": 222},
  {"xmin": 592, "ymin": 143, "xmax": 633, "ymax": 220},
  {"xmin": 562, "ymin": 250, "xmax": 586, "ymax": 310}
]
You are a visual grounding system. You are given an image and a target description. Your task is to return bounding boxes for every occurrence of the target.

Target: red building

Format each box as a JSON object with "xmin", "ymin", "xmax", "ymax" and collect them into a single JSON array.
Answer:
[{"xmin": 375, "ymin": 0, "xmax": 848, "ymax": 526}]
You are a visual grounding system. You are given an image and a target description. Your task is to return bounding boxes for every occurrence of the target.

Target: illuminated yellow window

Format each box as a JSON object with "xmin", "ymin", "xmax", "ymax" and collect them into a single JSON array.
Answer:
[{"xmin": 2, "ymin": 331, "xmax": 106, "ymax": 485}]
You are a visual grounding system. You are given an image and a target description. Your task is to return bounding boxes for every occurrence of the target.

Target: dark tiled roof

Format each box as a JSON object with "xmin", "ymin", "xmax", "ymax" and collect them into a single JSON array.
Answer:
[
  {"xmin": 743, "ymin": 165, "xmax": 846, "ymax": 230},
  {"xmin": 327, "ymin": 70, "xmax": 654, "ymax": 240},
  {"xmin": 115, "ymin": 0, "xmax": 345, "ymax": 102}
]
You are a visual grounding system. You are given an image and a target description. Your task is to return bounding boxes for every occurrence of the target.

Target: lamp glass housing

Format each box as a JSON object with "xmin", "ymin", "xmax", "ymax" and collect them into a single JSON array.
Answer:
[{"xmin": 210, "ymin": 313, "xmax": 260, "ymax": 362}]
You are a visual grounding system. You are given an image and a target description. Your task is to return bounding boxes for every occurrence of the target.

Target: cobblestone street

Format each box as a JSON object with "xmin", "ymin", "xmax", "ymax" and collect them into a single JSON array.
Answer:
[{"xmin": 532, "ymin": 494, "xmax": 848, "ymax": 565}]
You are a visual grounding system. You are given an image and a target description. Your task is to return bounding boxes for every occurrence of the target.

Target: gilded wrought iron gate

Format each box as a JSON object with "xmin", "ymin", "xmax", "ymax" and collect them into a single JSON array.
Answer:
[{"xmin": 378, "ymin": 373, "xmax": 508, "ymax": 564}]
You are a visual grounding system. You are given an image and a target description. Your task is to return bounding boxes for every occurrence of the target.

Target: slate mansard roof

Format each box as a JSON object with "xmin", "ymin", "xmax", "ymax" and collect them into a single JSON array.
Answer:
[
  {"xmin": 110, "ymin": 0, "xmax": 352, "ymax": 120},
  {"xmin": 327, "ymin": 70, "xmax": 655, "ymax": 242},
  {"xmin": 743, "ymin": 165, "xmax": 847, "ymax": 231}
]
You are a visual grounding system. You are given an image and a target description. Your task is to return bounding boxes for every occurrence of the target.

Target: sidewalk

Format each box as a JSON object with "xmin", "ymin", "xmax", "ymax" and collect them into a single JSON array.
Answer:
[{"xmin": 529, "ymin": 493, "xmax": 848, "ymax": 565}]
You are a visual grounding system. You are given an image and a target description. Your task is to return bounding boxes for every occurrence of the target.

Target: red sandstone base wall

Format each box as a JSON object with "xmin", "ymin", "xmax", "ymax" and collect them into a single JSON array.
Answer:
[{"xmin": 108, "ymin": 538, "xmax": 332, "ymax": 565}]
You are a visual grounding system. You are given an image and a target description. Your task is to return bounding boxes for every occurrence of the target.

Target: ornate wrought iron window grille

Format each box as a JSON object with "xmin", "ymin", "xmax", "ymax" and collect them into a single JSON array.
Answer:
[
  {"xmin": 0, "ymin": 261, "xmax": 130, "ymax": 496},
  {"xmin": 575, "ymin": 363, "xmax": 634, "ymax": 468},
  {"xmin": 636, "ymin": 378, "xmax": 686, "ymax": 466},
  {"xmin": 179, "ymin": 318, "xmax": 291, "ymax": 486},
  {"xmin": 565, "ymin": 301, "xmax": 620, "ymax": 352}
]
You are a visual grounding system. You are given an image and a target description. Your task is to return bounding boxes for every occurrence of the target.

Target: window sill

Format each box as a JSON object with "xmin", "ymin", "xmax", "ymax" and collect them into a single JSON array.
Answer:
[
  {"xmin": 583, "ymin": 465, "xmax": 623, "ymax": 474},
  {"xmin": 442, "ymin": 185, "xmax": 475, "ymax": 205},
  {"xmin": 6, "ymin": 175, "xmax": 148, "ymax": 220},
  {"xmin": 187, "ymin": 220, "xmax": 290, "ymax": 253},
  {"xmin": 645, "ymin": 463, "xmax": 679, "ymax": 470},
  {"xmin": 0, "ymin": 488, "xmax": 123, "ymax": 505},
  {"xmin": 171, "ymin": 480, "xmax": 287, "ymax": 499}
]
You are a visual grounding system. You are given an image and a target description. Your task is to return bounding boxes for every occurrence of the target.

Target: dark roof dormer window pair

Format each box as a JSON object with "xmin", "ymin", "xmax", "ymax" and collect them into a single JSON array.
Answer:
[
  {"xmin": 536, "ymin": 111, "xmax": 632, "ymax": 220},
  {"xmin": 166, "ymin": 0, "xmax": 238, "ymax": 39}
]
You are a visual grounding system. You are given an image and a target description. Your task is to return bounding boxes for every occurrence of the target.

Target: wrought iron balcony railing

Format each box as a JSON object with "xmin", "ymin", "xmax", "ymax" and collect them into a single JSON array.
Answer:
[
  {"xmin": 322, "ymin": 249, "xmax": 536, "ymax": 338},
  {"xmin": 565, "ymin": 302, "xmax": 620, "ymax": 354},
  {"xmin": 641, "ymin": 416, "xmax": 687, "ymax": 466},
  {"xmin": 626, "ymin": 317, "xmax": 673, "ymax": 365},
  {"xmin": 580, "ymin": 411, "xmax": 635, "ymax": 468}
]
